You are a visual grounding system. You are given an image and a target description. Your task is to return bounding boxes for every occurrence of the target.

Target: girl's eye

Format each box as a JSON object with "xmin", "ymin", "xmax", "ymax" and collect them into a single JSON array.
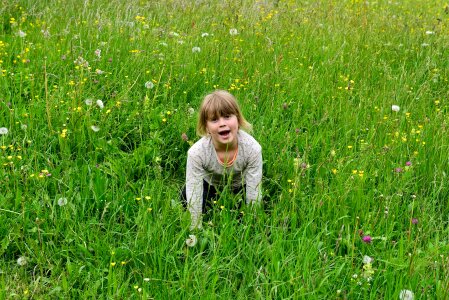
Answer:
[{"xmin": 224, "ymin": 115, "xmax": 231, "ymax": 119}]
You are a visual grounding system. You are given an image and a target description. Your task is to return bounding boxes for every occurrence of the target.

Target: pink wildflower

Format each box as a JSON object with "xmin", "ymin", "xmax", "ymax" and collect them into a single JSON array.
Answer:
[{"xmin": 362, "ymin": 235, "xmax": 372, "ymax": 243}]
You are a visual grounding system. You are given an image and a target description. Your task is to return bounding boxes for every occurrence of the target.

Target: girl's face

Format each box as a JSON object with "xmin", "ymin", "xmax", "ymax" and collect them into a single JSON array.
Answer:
[{"xmin": 206, "ymin": 114, "xmax": 239, "ymax": 150}]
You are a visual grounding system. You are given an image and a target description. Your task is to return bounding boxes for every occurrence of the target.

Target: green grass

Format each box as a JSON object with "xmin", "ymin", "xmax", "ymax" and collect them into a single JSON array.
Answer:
[{"xmin": 1, "ymin": 0, "xmax": 449, "ymax": 298}]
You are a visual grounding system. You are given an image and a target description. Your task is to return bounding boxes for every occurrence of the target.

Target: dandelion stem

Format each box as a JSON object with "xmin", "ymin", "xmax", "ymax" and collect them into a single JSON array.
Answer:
[{"xmin": 44, "ymin": 57, "xmax": 53, "ymax": 131}]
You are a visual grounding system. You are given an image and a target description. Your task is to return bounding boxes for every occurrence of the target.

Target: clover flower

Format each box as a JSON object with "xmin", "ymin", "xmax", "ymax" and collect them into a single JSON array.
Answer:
[
  {"xmin": 181, "ymin": 133, "xmax": 188, "ymax": 141},
  {"xmin": 192, "ymin": 46, "xmax": 201, "ymax": 53},
  {"xmin": 362, "ymin": 235, "xmax": 372, "ymax": 243},
  {"xmin": 91, "ymin": 125, "xmax": 100, "ymax": 132},
  {"xmin": 94, "ymin": 49, "xmax": 101, "ymax": 58}
]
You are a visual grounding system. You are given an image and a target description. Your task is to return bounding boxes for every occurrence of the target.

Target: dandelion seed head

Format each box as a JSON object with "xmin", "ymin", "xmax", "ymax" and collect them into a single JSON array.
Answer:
[
  {"xmin": 17, "ymin": 256, "xmax": 27, "ymax": 266},
  {"xmin": 363, "ymin": 255, "xmax": 373, "ymax": 264},
  {"xmin": 96, "ymin": 99, "xmax": 104, "ymax": 109},
  {"xmin": 58, "ymin": 197, "xmax": 68, "ymax": 206},
  {"xmin": 0, "ymin": 127, "xmax": 8, "ymax": 135},
  {"xmin": 399, "ymin": 289, "xmax": 414, "ymax": 300},
  {"xmin": 391, "ymin": 105, "xmax": 400, "ymax": 112},
  {"xmin": 229, "ymin": 28, "xmax": 238, "ymax": 35},
  {"xmin": 185, "ymin": 234, "xmax": 197, "ymax": 247},
  {"xmin": 192, "ymin": 46, "xmax": 201, "ymax": 53},
  {"xmin": 145, "ymin": 81, "xmax": 154, "ymax": 89}
]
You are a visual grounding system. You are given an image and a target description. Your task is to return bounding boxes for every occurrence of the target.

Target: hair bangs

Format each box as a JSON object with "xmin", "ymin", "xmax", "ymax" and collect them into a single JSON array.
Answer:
[{"xmin": 205, "ymin": 96, "xmax": 238, "ymax": 121}]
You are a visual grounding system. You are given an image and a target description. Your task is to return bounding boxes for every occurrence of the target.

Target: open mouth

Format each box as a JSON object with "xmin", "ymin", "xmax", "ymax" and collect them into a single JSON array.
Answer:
[{"xmin": 218, "ymin": 130, "xmax": 231, "ymax": 137}]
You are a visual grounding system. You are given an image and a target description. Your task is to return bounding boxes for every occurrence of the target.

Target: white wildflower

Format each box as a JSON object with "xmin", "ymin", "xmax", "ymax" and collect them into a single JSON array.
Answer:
[
  {"xmin": 363, "ymin": 255, "xmax": 373, "ymax": 264},
  {"xmin": 21, "ymin": 124, "xmax": 27, "ymax": 130},
  {"xmin": 391, "ymin": 105, "xmax": 400, "ymax": 112},
  {"xmin": 187, "ymin": 107, "xmax": 195, "ymax": 116},
  {"xmin": 145, "ymin": 81, "xmax": 154, "ymax": 89},
  {"xmin": 85, "ymin": 99, "xmax": 93, "ymax": 105},
  {"xmin": 74, "ymin": 56, "xmax": 89, "ymax": 68},
  {"xmin": 169, "ymin": 31, "xmax": 180, "ymax": 37},
  {"xmin": 143, "ymin": 278, "xmax": 150, "ymax": 282},
  {"xmin": 399, "ymin": 289, "xmax": 414, "ymax": 300},
  {"xmin": 159, "ymin": 42, "xmax": 168, "ymax": 47},
  {"xmin": 0, "ymin": 127, "xmax": 8, "ymax": 135},
  {"xmin": 41, "ymin": 29, "xmax": 50, "ymax": 38},
  {"xmin": 185, "ymin": 234, "xmax": 197, "ymax": 247},
  {"xmin": 421, "ymin": 43, "xmax": 429, "ymax": 47},
  {"xmin": 229, "ymin": 28, "xmax": 238, "ymax": 36},
  {"xmin": 178, "ymin": 40, "xmax": 185, "ymax": 45},
  {"xmin": 425, "ymin": 31, "xmax": 435, "ymax": 35},
  {"xmin": 201, "ymin": 32, "xmax": 209, "ymax": 38},
  {"xmin": 91, "ymin": 125, "xmax": 100, "ymax": 132},
  {"xmin": 18, "ymin": 30, "xmax": 26, "ymax": 38},
  {"xmin": 94, "ymin": 49, "xmax": 101, "ymax": 58},
  {"xmin": 96, "ymin": 99, "xmax": 104, "ymax": 109},
  {"xmin": 95, "ymin": 69, "xmax": 104, "ymax": 75},
  {"xmin": 17, "ymin": 256, "xmax": 27, "ymax": 266},
  {"xmin": 192, "ymin": 46, "xmax": 201, "ymax": 53},
  {"xmin": 58, "ymin": 197, "xmax": 68, "ymax": 206}
]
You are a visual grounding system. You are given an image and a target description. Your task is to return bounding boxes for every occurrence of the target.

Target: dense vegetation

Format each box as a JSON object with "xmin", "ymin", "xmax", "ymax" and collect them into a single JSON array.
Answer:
[{"xmin": 1, "ymin": 0, "xmax": 448, "ymax": 298}]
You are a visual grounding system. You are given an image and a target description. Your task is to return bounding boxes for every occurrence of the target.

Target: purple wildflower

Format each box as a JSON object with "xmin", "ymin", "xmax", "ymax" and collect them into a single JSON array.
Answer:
[
  {"xmin": 412, "ymin": 218, "xmax": 418, "ymax": 224},
  {"xmin": 362, "ymin": 235, "xmax": 372, "ymax": 243}
]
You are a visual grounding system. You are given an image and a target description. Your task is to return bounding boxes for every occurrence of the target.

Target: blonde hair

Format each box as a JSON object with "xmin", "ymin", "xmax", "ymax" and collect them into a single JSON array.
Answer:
[{"xmin": 197, "ymin": 90, "xmax": 252, "ymax": 136}]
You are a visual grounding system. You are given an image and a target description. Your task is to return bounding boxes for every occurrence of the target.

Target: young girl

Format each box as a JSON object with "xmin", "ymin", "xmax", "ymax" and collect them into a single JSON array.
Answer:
[{"xmin": 183, "ymin": 90, "xmax": 263, "ymax": 230}]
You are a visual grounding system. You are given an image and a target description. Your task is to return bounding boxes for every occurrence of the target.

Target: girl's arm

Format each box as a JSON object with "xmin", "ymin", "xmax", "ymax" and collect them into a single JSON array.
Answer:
[
  {"xmin": 244, "ymin": 148, "xmax": 263, "ymax": 204},
  {"xmin": 186, "ymin": 152, "xmax": 205, "ymax": 229}
]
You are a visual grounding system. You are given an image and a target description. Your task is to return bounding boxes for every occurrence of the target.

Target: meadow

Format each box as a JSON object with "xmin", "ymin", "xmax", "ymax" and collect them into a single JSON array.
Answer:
[{"xmin": 1, "ymin": 0, "xmax": 449, "ymax": 298}]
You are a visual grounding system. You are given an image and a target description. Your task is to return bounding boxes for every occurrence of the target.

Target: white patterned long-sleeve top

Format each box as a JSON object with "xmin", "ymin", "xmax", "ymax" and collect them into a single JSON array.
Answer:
[{"xmin": 186, "ymin": 130, "xmax": 262, "ymax": 229}]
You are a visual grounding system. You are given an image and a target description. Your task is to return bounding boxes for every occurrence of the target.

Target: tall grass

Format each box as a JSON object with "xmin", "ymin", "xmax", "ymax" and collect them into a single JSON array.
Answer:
[{"xmin": 1, "ymin": 0, "xmax": 449, "ymax": 298}]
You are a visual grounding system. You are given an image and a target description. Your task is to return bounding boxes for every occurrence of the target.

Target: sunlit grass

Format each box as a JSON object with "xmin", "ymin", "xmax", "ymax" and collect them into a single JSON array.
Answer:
[{"xmin": 1, "ymin": 0, "xmax": 449, "ymax": 298}]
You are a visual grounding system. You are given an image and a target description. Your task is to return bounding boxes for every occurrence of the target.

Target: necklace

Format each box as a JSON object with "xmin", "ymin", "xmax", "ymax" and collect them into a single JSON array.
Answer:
[{"xmin": 217, "ymin": 146, "xmax": 238, "ymax": 166}]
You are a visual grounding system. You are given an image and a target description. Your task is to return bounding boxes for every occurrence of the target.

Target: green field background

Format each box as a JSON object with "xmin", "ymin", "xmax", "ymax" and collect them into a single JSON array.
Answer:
[{"xmin": 1, "ymin": 0, "xmax": 449, "ymax": 298}]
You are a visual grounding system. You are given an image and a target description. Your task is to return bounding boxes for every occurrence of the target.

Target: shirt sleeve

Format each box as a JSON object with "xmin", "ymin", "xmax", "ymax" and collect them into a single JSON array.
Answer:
[
  {"xmin": 244, "ymin": 146, "xmax": 262, "ymax": 204},
  {"xmin": 186, "ymin": 150, "xmax": 205, "ymax": 229}
]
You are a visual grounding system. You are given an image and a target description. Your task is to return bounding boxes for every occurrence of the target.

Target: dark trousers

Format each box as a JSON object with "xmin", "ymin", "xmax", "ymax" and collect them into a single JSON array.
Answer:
[{"xmin": 181, "ymin": 180, "xmax": 244, "ymax": 213}]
